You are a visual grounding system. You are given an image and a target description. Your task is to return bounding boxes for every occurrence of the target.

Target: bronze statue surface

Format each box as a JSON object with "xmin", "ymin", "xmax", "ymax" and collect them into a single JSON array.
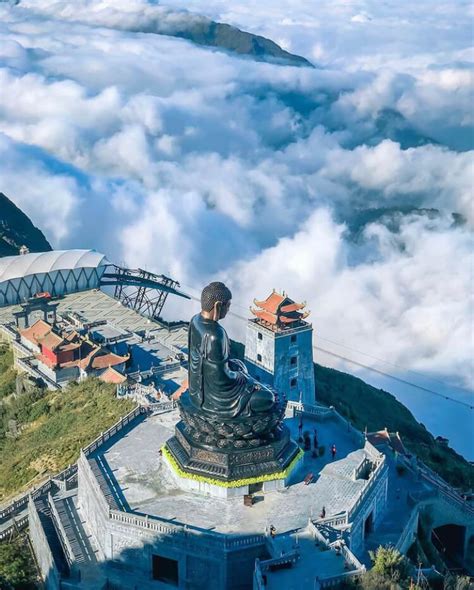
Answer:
[
  {"xmin": 165, "ymin": 282, "xmax": 299, "ymax": 482},
  {"xmin": 188, "ymin": 312, "xmax": 274, "ymax": 419}
]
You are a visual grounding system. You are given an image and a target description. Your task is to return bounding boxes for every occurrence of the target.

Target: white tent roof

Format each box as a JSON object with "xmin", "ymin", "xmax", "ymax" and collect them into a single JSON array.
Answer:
[{"xmin": 0, "ymin": 250, "xmax": 110, "ymax": 283}]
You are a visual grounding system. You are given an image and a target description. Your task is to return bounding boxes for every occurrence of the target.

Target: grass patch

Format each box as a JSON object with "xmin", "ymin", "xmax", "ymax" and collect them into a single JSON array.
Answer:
[
  {"xmin": 0, "ymin": 344, "xmax": 17, "ymax": 400},
  {"xmin": 0, "ymin": 370, "xmax": 135, "ymax": 501}
]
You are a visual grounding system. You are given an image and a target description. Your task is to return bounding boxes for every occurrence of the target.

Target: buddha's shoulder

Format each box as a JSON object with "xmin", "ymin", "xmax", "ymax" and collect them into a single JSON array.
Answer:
[{"xmin": 191, "ymin": 314, "xmax": 226, "ymax": 338}]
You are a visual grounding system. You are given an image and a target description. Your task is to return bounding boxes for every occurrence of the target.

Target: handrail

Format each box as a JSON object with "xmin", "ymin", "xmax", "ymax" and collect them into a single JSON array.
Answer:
[
  {"xmin": 48, "ymin": 493, "xmax": 75, "ymax": 567},
  {"xmin": 348, "ymin": 458, "xmax": 387, "ymax": 521},
  {"xmin": 395, "ymin": 507, "xmax": 419, "ymax": 552},
  {"xmin": 0, "ymin": 406, "xmax": 144, "ymax": 525},
  {"xmin": 400, "ymin": 456, "xmax": 474, "ymax": 516}
]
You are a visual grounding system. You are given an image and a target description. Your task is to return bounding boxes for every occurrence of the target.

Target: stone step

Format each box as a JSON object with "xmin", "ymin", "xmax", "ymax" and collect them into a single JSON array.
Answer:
[
  {"xmin": 53, "ymin": 494, "xmax": 98, "ymax": 566},
  {"xmin": 34, "ymin": 497, "xmax": 70, "ymax": 576}
]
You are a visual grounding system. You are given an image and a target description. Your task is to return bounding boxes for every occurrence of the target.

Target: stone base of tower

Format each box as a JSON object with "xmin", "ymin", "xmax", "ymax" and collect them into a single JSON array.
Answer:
[{"xmin": 163, "ymin": 421, "xmax": 302, "ymax": 498}]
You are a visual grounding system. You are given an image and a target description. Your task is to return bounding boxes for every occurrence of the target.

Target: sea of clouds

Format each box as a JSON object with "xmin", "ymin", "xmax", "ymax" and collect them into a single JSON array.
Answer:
[{"xmin": 0, "ymin": 0, "xmax": 472, "ymax": 449}]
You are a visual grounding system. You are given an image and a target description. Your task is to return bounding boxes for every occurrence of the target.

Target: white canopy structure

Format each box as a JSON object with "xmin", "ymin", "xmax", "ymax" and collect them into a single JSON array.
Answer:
[{"xmin": 0, "ymin": 250, "xmax": 110, "ymax": 306}]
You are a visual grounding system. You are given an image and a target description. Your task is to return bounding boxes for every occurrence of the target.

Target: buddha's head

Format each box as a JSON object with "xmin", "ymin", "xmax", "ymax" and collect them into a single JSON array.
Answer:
[{"xmin": 201, "ymin": 282, "xmax": 232, "ymax": 321}]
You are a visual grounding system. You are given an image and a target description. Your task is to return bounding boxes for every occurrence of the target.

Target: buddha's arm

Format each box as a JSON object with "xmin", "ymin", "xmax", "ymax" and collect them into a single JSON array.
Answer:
[{"xmin": 207, "ymin": 328, "xmax": 245, "ymax": 383}]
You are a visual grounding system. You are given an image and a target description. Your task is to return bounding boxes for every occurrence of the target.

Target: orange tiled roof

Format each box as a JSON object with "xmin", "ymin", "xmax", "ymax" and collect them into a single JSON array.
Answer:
[
  {"xmin": 367, "ymin": 429, "xmax": 406, "ymax": 455},
  {"xmin": 279, "ymin": 314, "xmax": 302, "ymax": 324},
  {"xmin": 90, "ymin": 352, "xmax": 129, "ymax": 370},
  {"xmin": 60, "ymin": 342, "xmax": 81, "ymax": 353},
  {"xmin": 251, "ymin": 290, "xmax": 310, "ymax": 330},
  {"xmin": 20, "ymin": 319, "xmax": 51, "ymax": 345},
  {"xmin": 39, "ymin": 331, "xmax": 64, "ymax": 351},
  {"xmin": 253, "ymin": 292, "xmax": 285, "ymax": 314},
  {"xmin": 366, "ymin": 430, "xmax": 390, "ymax": 447},
  {"xmin": 252, "ymin": 309, "xmax": 278, "ymax": 325},
  {"xmin": 280, "ymin": 302, "xmax": 306, "ymax": 313},
  {"xmin": 99, "ymin": 367, "xmax": 127, "ymax": 384},
  {"xmin": 171, "ymin": 379, "xmax": 189, "ymax": 400}
]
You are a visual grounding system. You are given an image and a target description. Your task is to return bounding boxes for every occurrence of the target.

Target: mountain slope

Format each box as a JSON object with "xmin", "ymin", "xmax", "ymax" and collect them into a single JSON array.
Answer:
[{"xmin": 0, "ymin": 193, "xmax": 52, "ymax": 257}]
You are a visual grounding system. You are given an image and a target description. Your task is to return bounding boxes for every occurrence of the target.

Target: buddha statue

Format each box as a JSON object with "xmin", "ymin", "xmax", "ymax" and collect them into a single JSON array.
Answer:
[{"xmin": 188, "ymin": 282, "xmax": 275, "ymax": 420}]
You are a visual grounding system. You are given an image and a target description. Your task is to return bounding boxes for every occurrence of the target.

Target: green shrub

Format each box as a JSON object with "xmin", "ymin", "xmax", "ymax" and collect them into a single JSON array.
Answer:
[{"xmin": 0, "ymin": 536, "xmax": 36, "ymax": 589}]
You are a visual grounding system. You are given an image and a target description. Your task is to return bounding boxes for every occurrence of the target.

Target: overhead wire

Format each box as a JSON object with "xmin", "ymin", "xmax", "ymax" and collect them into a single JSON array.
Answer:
[{"xmin": 178, "ymin": 282, "xmax": 473, "ymax": 410}]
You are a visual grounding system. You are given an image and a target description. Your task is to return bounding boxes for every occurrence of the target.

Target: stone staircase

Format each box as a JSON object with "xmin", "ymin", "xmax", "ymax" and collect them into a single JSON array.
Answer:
[
  {"xmin": 34, "ymin": 496, "xmax": 69, "ymax": 577},
  {"xmin": 52, "ymin": 494, "xmax": 98, "ymax": 566}
]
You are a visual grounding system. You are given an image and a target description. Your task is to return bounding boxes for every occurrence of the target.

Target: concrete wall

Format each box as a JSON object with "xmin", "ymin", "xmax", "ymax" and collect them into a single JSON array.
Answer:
[
  {"xmin": 28, "ymin": 498, "xmax": 61, "ymax": 590},
  {"xmin": 245, "ymin": 321, "xmax": 315, "ymax": 405},
  {"xmin": 77, "ymin": 452, "xmax": 265, "ymax": 589},
  {"xmin": 350, "ymin": 467, "xmax": 389, "ymax": 556}
]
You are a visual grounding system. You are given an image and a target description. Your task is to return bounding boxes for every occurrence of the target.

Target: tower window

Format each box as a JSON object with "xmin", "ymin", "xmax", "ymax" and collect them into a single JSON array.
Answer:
[
  {"xmin": 291, "ymin": 334, "xmax": 297, "ymax": 343},
  {"xmin": 290, "ymin": 378, "xmax": 297, "ymax": 388},
  {"xmin": 290, "ymin": 356, "xmax": 297, "ymax": 366},
  {"xmin": 257, "ymin": 353, "xmax": 262, "ymax": 362},
  {"xmin": 152, "ymin": 554, "xmax": 179, "ymax": 585},
  {"xmin": 258, "ymin": 332, "xmax": 263, "ymax": 340}
]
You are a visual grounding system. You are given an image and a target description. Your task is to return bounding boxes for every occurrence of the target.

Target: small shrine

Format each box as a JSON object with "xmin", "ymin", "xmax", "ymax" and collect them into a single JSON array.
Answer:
[{"xmin": 251, "ymin": 290, "xmax": 310, "ymax": 331}]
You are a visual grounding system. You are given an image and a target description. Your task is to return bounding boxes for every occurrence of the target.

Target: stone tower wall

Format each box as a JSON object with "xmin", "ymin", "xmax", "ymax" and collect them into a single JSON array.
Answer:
[{"xmin": 245, "ymin": 321, "xmax": 316, "ymax": 405}]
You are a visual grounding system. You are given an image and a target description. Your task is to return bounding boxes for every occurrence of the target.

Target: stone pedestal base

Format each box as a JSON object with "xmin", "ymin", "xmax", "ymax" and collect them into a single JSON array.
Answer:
[{"xmin": 164, "ymin": 420, "xmax": 301, "ymax": 497}]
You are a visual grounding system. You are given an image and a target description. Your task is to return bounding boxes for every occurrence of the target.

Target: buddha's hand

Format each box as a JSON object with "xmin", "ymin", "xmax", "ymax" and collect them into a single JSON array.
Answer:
[{"xmin": 228, "ymin": 358, "xmax": 248, "ymax": 374}]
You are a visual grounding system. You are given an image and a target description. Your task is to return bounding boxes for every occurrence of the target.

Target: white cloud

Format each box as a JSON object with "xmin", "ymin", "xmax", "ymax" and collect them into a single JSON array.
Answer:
[{"xmin": 0, "ymin": 0, "xmax": 472, "ymax": 406}]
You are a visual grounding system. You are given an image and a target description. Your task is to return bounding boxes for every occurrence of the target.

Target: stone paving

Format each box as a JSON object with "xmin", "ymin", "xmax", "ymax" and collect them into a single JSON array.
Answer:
[
  {"xmin": 96, "ymin": 409, "xmax": 369, "ymax": 535},
  {"xmin": 264, "ymin": 531, "xmax": 355, "ymax": 590}
]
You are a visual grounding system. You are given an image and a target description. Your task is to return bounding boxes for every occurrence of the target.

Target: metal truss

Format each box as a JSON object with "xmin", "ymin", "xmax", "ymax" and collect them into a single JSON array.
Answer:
[{"xmin": 101, "ymin": 266, "xmax": 190, "ymax": 321}]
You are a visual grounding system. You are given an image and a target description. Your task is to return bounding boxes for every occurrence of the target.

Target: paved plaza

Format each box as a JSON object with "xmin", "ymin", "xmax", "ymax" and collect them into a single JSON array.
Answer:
[{"xmin": 97, "ymin": 409, "xmax": 372, "ymax": 534}]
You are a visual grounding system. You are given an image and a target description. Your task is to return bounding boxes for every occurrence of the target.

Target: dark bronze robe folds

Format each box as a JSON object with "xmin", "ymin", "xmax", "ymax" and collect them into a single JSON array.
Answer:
[{"xmin": 188, "ymin": 313, "xmax": 273, "ymax": 419}]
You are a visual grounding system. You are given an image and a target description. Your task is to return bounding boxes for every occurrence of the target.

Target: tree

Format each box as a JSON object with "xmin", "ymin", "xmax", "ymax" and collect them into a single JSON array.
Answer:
[
  {"xmin": 0, "ymin": 537, "xmax": 36, "ymax": 589},
  {"xmin": 370, "ymin": 546, "xmax": 409, "ymax": 581}
]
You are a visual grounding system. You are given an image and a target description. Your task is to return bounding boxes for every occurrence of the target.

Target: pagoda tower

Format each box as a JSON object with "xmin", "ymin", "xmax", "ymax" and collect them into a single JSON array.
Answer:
[{"xmin": 245, "ymin": 290, "xmax": 316, "ymax": 405}]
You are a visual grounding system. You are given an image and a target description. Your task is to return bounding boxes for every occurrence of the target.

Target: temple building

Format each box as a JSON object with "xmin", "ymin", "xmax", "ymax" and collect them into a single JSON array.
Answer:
[
  {"xmin": 245, "ymin": 290, "xmax": 316, "ymax": 405},
  {"xmin": 16, "ymin": 318, "xmax": 129, "ymax": 386}
]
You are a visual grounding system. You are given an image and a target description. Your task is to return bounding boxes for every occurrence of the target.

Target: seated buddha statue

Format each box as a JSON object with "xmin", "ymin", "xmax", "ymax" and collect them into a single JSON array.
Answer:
[{"xmin": 188, "ymin": 282, "xmax": 275, "ymax": 420}]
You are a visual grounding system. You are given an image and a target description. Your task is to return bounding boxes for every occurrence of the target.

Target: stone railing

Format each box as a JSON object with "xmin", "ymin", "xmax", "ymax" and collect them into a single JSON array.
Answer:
[
  {"xmin": 48, "ymin": 493, "xmax": 75, "ymax": 568},
  {"xmin": 287, "ymin": 401, "xmax": 365, "ymax": 447},
  {"xmin": 15, "ymin": 356, "xmax": 62, "ymax": 390},
  {"xmin": 82, "ymin": 406, "xmax": 145, "ymax": 457},
  {"xmin": 0, "ymin": 322, "xmax": 18, "ymax": 341},
  {"xmin": 287, "ymin": 400, "xmax": 334, "ymax": 420},
  {"xmin": 253, "ymin": 559, "xmax": 266, "ymax": 590},
  {"xmin": 317, "ymin": 568, "xmax": 365, "ymax": 588},
  {"xmin": 0, "ymin": 463, "xmax": 77, "ymax": 520},
  {"xmin": 400, "ymin": 455, "xmax": 474, "ymax": 517},
  {"xmin": 0, "ymin": 406, "xmax": 145, "ymax": 537},
  {"xmin": 313, "ymin": 512, "xmax": 349, "ymax": 530},
  {"xmin": 340, "ymin": 542, "xmax": 365, "ymax": 571},
  {"xmin": 418, "ymin": 464, "xmax": 474, "ymax": 516},
  {"xmin": 148, "ymin": 400, "xmax": 177, "ymax": 414},
  {"xmin": 28, "ymin": 497, "xmax": 61, "ymax": 589},
  {"xmin": 0, "ymin": 513, "xmax": 29, "ymax": 540},
  {"xmin": 108, "ymin": 508, "xmax": 266, "ymax": 552},
  {"xmin": 348, "ymin": 456, "xmax": 387, "ymax": 521},
  {"xmin": 352, "ymin": 457, "xmax": 372, "ymax": 481},
  {"xmin": 396, "ymin": 507, "xmax": 419, "ymax": 553}
]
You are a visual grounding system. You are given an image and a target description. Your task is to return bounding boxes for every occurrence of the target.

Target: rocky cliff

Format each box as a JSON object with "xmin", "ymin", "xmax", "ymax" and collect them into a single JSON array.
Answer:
[{"xmin": 0, "ymin": 193, "xmax": 52, "ymax": 257}]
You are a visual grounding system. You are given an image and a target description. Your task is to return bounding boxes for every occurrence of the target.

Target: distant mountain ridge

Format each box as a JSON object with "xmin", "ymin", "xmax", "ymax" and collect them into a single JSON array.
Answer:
[
  {"xmin": 165, "ymin": 19, "xmax": 313, "ymax": 67},
  {"xmin": 15, "ymin": 2, "xmax": 313, "ymax": 68},
  {"xmin": 0, "ymin": 193, "xmax": 52, "ymax": 257}
]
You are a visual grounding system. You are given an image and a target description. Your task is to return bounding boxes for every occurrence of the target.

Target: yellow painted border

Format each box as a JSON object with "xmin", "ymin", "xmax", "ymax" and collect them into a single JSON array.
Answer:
[{"xmin": 162, "ymin": 445, "xmax": 304, "ymax": 489}]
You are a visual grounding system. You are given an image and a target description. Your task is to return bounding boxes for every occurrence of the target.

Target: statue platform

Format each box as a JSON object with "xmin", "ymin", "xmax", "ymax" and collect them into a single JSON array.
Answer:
[{"xmin": 163, "ymin": 392, "xmax": 302, "ymax": 497}]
